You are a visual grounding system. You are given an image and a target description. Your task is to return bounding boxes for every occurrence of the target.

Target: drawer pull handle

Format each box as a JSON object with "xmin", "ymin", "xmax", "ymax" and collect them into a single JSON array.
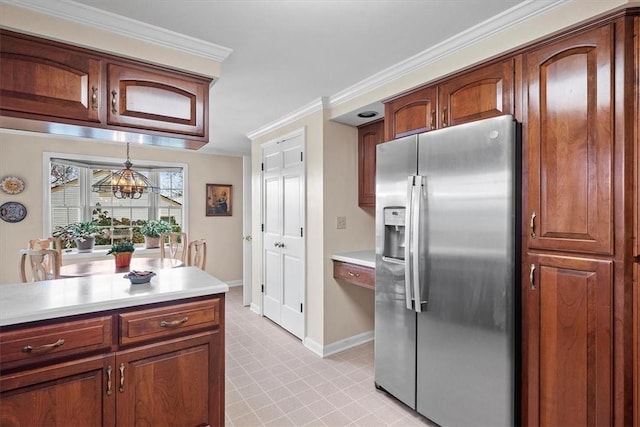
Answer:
[
  {"xmin": 106, "ymin": 365, "xmax": 113, "ymax": 396},
  {"xmin": 348, "ymin": 271, "xmax": 360, "ymax": 278},
  {"xmin": 530, "ymin": 212, "xmax": 537, "ymax": 239},
  {"xmin": 91, "ymin": 86, "xmax": 98, "ymax": 110},
  {"xmin": 111, "ymin": 90, "xmax": 118, "ymax": 114},
  {"xmin": 22, "ymin": 338, "xmax": 65, "ymax": 353},
  {"xmin": 160, "ymin": 316, "xmax": 189, "ymax": 328},
  {"xmin": 119, "ymin": 363, "xmax": 125, "ymax": 393}
]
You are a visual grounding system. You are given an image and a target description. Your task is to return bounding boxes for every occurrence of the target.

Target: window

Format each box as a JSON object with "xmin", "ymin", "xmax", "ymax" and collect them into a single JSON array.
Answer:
[{"xmin": 47, "ymin": 154, "xmax": 186, "ymax": 248}]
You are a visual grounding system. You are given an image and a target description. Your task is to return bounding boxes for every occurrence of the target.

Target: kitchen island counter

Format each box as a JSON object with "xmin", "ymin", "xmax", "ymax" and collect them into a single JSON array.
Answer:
[{"xmin": 0, "ymin": 266, "xmax": 228, "ymax": 326}]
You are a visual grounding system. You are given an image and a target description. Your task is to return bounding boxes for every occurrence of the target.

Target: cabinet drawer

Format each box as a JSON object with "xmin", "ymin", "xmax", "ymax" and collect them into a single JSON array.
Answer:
[
  {"xmin": 333, "ymin": 261, "xmax": 375, "ymax": 290},
  {"xmin": 0, "ymin": 316, "xmax": 112, "ymax": 370},
  {"xmin": 119, "ymin": 299, "xmax": 219, "ymax": 345}
]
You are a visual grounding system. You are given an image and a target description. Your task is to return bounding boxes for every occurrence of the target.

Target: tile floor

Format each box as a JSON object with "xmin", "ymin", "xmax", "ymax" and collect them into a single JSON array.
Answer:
[{"xmin": 225, "ymin": 286, "xmax": 433, "ymax": 426}]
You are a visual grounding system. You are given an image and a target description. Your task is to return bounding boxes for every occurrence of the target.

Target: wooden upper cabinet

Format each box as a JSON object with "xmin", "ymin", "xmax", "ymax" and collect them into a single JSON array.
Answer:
[
  {"xmin": 525, "ymin": 24, "xmax": 614, "ymax": 255},
  {"xmin": 107, "ymin": 64, "xmax": 207, "ymax": 138},
  {"xmin": 384, "ymin": 85, "xmax": 436, "ymax": 140},
  {"xmin": 524, "ymin": 253, "xmax": 613, "ymax": 427},
  {"xmin": 358, "ymin": 119, "xmax": 384, "ymax": 207},
  {"xmin": 438, "ymin": 59, "xmax": 514, "ymax": 127},
  {"xmin": 0, "ymin": 30, "xmax": 212, "ymax": 149},
  {"xmin": 0, "ymin": 32, "xmax": 103, "ymax": 123}
]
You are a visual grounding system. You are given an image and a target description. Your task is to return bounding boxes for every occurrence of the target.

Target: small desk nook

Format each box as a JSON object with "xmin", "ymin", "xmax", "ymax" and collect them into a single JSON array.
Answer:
[
  {"xmin": 331, "ymin": 250, "xmax": 375, "ymax": 290},
  {"xmin": 0, "ymin": 267, "xmax": 227, "ymax": 426}
]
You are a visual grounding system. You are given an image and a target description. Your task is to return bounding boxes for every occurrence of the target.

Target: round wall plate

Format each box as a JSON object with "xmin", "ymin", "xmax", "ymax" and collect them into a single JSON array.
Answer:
[
  {"xmin": 0, "ymin": 201, "xmax": 27, "ymax": 223},
  {"xmin": 0, "ymin": 176, "xmax": 25, "ymax": 195}
]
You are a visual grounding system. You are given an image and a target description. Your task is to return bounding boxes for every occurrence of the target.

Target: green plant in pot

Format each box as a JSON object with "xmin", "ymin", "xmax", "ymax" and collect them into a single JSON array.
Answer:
[
  {"xmin": 107, "ymin": 241, "xmax": 135, "ymax": 268},
  {"xmin": 52, "ymin": 221, "xmax": 102, "ymax": 252},
  {"xmin": 139, "ymin": 220, "xmax": 172, "ymax": 248}
]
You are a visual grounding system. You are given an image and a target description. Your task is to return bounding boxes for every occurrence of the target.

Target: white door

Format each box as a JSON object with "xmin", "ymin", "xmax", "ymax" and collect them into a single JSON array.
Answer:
[{"xmin": 262, "ymin": 132, "xmax": 305, "ymax": 339}]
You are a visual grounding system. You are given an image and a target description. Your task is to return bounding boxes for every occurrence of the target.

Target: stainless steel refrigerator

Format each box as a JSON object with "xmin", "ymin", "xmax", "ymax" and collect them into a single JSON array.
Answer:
[{"xmin": 374, "ymin": 115, "xmax": 518, "ymax": 427}]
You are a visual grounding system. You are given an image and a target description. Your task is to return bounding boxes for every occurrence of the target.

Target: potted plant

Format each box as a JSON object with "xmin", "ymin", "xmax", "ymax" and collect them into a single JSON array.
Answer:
[
  {"xmin": 139, "ymin": 220, "xmax": 172, "ymax": 248},
  {"xmin": 52, "ymin": 221, "xmax": 102, "ymax": 252},
  {"xmin": 107, "ymin": 241, "xmax": 135, "ymax": 268}
]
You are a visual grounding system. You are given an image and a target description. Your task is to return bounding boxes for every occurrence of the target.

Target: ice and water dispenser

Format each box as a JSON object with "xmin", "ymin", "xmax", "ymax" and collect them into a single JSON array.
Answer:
[{"xmin": 383, "ymin": 207, "xmax": 406, "ymax": 261}]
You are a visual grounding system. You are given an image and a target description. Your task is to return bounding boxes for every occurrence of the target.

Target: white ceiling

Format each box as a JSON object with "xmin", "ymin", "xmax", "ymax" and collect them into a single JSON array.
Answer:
[{"xmin": 9, "ymin": 0, "xmax": 548, "ymax": 156}]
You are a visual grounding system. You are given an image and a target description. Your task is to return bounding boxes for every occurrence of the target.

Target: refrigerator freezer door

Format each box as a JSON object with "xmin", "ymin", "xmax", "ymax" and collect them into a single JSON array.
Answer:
[
  {"xmin": 416, "ymin": 115, "xmax": 516, "ymax": 426},
  {"xmin": 374, "ymin": 135, "xmax": 418, "ymax": 409}
]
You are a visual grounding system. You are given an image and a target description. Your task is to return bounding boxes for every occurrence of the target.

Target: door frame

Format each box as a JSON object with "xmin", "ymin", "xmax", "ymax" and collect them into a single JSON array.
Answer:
[
  {"xmin": 260, "ymin": 127, "xmax": 306, "ymax": 339},
  {"xmin": 242, "ymin": 155, "xmax": 252, "ymax": 307}
]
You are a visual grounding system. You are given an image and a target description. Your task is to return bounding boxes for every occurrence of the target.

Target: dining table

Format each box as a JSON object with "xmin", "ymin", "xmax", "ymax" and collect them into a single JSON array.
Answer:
[{"xmin": 60, "ymin": 257, "xmax": 183, "ymax": 278}]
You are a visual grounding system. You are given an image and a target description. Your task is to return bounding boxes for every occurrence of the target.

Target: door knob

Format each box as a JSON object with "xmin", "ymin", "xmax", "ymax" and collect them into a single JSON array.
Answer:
[{"xmin": 244, "ymin": 235, "xmax": 252, "ymax": 242}]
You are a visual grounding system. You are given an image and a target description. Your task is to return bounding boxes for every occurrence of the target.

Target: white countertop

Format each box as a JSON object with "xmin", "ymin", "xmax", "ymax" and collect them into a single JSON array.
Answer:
[
  {"xmin": 331, "ymin": 250, "xmax": 375, "ymax": 269},
  {"xmin": 0, "ymin": 267, "xmax": 229, "ymax": 327}
]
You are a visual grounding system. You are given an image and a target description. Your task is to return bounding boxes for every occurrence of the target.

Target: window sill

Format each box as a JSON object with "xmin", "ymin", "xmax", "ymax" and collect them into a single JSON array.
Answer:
[{"xmin": 62, "ymin": 246, "xmax": 161, "ymax": 261}]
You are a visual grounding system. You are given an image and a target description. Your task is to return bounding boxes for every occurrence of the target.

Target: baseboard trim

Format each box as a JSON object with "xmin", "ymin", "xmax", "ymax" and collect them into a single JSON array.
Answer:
[
  {"xmin": 250, "ymin": 303, "xmax": 261, "ymax": 315},
  {"xmin": 304, "ymin": 330, "xmax": 374, "ymax": 358},
  {"xmin": 226, "ymin": 279, "xmax": 242, "ymax": 287}
]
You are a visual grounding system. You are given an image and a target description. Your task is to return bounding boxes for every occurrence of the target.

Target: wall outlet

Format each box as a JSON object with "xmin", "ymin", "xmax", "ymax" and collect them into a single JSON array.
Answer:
[{"xmin": 336, "ymin": 216, "xmax": 347, "ymax": 229}]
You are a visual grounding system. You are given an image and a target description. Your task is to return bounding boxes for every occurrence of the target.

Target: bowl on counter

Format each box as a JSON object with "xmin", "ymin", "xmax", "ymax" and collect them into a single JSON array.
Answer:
[{"xmin": 124, "ymin": 270, "xmax": 155, "ymax": 284}]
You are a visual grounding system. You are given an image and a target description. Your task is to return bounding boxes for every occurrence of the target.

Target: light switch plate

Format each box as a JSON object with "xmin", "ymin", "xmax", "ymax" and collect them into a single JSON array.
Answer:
[{"xmin": 336, "ymin": 216, "xmax": 346, "ymax": 229}]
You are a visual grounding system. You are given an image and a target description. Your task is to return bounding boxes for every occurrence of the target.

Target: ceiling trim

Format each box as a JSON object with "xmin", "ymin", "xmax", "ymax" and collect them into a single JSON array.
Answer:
[
  {"xmin": 2, "ymin": 0, "xmax": 233, "ymax": 62},
  {"xmin": 328, "ymin": 0, "xmax": 568, "ymax": 108},
  {"xmin": 247, "ymin": 97, "xmax": 328, "ymax": 141}
]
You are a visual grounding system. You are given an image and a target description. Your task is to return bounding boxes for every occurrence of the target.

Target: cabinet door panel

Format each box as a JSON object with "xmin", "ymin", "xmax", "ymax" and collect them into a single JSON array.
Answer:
[
  {"xmin": 116, "ymin": 332, "xmax": 222, "ymax": 427},
  {"xmin": 525, "ymin": 254, "xmax": 612, "ymax": 427},
  {"xmin": 358, "ymin": 119, "xmax": 384, "ymax": 207},
  {"xmin": 0, "ymin": 34, "xmax": 102, "ymax": 123},
  {"xmin": 0, "ymin": 355, "xmax": 115, "ymax": 427},
  {"xmin": 439, "ymin": 59, "xmax": 513, "ymax": 127},
  {"xmin": 526, "ymin": 25, "xmax": 614, "ymax": 255},
  {"xmin": 108, "ymin": 64, "xmax": 207, "ymax": 137},
  {"xmin": 384, "ymin": 86, "xmax": 436, "ymax": 140}
]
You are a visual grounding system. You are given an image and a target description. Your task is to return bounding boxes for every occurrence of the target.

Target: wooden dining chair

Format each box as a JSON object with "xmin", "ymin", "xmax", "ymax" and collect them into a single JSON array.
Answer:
[
  {"xmin": 187, "ymin": 239, "xmax": 207, "ymax": 270},
  {"xmin": 28, "ymin": 237, "xmax": 63, "ymax": 269},
  {"xmin": 19, "ymin": 249, "xmax": 60, "ymax": 282},
  {"xmin": 160, "ymin": 232, "xmax": 188, "ymax": 264}
]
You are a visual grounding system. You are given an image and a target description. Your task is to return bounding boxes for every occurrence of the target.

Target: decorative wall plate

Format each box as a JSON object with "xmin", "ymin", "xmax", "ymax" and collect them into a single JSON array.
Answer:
[
  {"xmin": 0, "ymin": 176, "xmax": 25, "ymax": 195},
  {"xmin": 0, "ymin": 201, "xmax": 27, "ymax": 223}
]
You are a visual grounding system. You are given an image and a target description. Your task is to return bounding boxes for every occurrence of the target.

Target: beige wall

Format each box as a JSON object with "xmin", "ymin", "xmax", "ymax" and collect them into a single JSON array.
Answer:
[{"xmin": 0, "ymin": 132, "xmax": 243, "ymax": 284}]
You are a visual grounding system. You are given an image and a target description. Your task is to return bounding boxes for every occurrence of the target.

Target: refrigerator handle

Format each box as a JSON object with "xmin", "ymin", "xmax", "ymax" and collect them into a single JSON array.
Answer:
[
  {"xmin": 412, "ymin": 176, "xmax": 424, "ymax": 313},
  {"xmin": 404, "ymin": 176, "xmax": 416, "ymax": 311}
]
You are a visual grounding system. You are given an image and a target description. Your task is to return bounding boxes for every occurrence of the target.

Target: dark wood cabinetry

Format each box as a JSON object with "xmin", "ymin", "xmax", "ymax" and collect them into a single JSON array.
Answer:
[
  {"xmin": 0, "ymin": 30, "xmax": 212, "ymax": 149},
  {"xmin": 438, "ymin": 59, "xmax": 514, "ymax": 128},
  {"xmin": 0, "ymin": 295, "xmax": 225, "ymax": 427},
  {"xmin": 384, "ymin": 85, "xmax": 436, "ymax": 140},
  {"xmin": 107, "ymin": 64, "xmax": 207, "ymax": 138},
  {"xmin": 358, "ymin": 119, "xmax": 384, "ymax": 207},
  {"xmin": 523, "ymin": 254, "xmax": 613, "ymax": 426},
  {"xmin": 0, "ymin": 32, "xmax": 103, "ymax": 124},
  {"xmin": 383, "ymin": 59, "xmax": 514, "ymax": 140},
  {"xmin": 333, "ymin": 260, "xmax": 375, "ymax": 290},
  {"xmin": 525, "ymin": 25, "xmax": 614, "ymax": 256},
  {"xmin": 522, "ymin": 18, "xmax": 636, "ymax": 427}
]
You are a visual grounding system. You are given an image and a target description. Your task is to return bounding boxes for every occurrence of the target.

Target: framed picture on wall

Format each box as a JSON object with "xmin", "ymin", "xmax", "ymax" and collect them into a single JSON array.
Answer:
[{"xmin": 206, "ymin": 183, "xmax": 232, "ymax": 216}]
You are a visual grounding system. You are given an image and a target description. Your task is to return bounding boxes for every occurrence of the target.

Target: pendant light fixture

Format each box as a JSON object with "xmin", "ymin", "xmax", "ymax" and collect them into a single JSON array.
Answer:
[{"xmin": 91, "ymin": 142, "xmax": 159, "ymax": 199}]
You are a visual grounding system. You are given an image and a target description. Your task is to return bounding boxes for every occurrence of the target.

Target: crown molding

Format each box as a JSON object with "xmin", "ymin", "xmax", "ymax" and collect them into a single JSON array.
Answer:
[
  {"xmin": 246, "ymin": 0, "xmax": 569, "ymax": 139},
  {"xmin": 247, "ymin": 97, "xmax": 327, "ymax": 141},
  {"xmin": 328, "ymin": 0, "xmax": 568, "ymax": 108},
  {"xmin": 2, "ymin": 0, "xmax": 233, "ymax": 62}
]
